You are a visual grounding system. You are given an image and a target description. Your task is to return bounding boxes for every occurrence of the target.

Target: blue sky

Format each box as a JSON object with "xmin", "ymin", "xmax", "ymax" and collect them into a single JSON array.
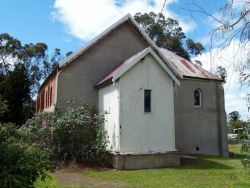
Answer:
[
  {"xmin": 0, "ymin": 0, "xmax": 249, "ymax": 119},
  {"xmin": 0, "ymin": 0, "xmax": 225, "ymax": 53},
  {"xmin": 0, "ymin": 0, "xmax": 82, "ymax": 54}
]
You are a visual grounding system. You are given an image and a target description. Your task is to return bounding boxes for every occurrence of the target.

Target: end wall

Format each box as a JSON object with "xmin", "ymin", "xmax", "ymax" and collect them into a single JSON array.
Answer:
[
  {"xmin": 174, "ymin": 79, "xmax": 228, "ymax": 156},
  {"xmin": 119, "ymin": 54, "xmax": 176, "ymax": 154},
  {"xmin": 57, "ymin": 22, "xmax": 148, "ymax": 108}
]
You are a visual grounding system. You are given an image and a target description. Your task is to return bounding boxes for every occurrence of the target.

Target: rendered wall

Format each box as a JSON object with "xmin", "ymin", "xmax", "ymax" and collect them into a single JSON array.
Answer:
[
  {"xmin": 119, "ymin": 54, "xmax": 176, "ymax": 154},
  {"xmin": 174, "ymin": 79, "xmax": 229, "ymax": 156},
  {"xmin": 57, "ymin": 22, "xmax": 148, "ymax": 107},
  {"xmin": 98, "ymin": 83, "xmax": 120, "ymax": 152}
]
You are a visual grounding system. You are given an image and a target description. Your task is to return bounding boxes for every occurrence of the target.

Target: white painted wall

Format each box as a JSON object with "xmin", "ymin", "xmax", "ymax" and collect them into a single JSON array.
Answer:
[
  {"xmin": 98, "ymin": 83, "xmax": 120, "ymax": 152},
  {"xmin": 119, "ymin": 54, "xmax": 176, "ymax": 154}
]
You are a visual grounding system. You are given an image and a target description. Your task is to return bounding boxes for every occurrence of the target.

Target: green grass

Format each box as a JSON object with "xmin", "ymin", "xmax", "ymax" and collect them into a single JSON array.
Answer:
[
  {"xmin": 35, "ymin": 145, "xmax": 250, "ymax": 188},
  {"xmin": 230, "ymin": 144, "xmax": 241, "ymax": 154},
  {"xmin": 34, "ymin": 174, "xmax": 59, "ymax": 188},
  {"xmin": 84, "ymin": 145, "xmax": 250, "ymax": 188},
  {"xmin": 34, "ymin": 174, "xmax": 85, "ymax": 188}
]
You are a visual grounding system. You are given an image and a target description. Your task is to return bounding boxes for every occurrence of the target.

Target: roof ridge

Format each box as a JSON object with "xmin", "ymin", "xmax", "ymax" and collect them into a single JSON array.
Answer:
[{"xmin": 95, "ymin": 47, "xmax": 180, "ymax": 88}]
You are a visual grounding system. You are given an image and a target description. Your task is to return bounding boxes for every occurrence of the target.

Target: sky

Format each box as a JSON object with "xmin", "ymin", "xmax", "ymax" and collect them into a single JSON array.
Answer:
[{"xmin": 0, "ymin": 0, "xmax": 249, "ymax": 120}]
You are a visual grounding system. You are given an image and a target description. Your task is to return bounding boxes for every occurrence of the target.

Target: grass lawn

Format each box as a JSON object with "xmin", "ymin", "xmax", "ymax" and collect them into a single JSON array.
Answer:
[{"xmin": 35, "ymin": 145, "xmax": 250, "ymax": 188}]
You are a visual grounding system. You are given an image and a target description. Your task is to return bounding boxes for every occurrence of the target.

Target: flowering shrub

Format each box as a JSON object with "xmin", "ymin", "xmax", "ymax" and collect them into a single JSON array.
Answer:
[{"xmin": 25, "ymin": 104, "xmax": 107, "ymax": 165}]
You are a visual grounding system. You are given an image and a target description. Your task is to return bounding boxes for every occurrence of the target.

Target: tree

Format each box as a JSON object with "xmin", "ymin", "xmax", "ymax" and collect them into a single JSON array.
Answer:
[
  {"xmin": 0, "ymin": 33, "xmax": 71, "ymax": 125},
  {"xmin": 0, "ymin": 65, "xmax": 31, "ymax": 125},
  {"xmin": 66, "ymin": 51, "xmax": 73, "ymax": 57},
  {"xmin": 185, "ymin": 1, "xmax": 249, "ymax": 48},
  {"xmin": 0, "ymin": 33, "xmax": 67, "ymax": 96},
  {"xmin": 194, "ymin": 60, "xmax": 202, "ymax": 67},
  {"xmin": 19, "ymin": 42, "xmax": 48, "ymax": 96},
  {"xmin": 42, "ymin": 48, "xmax": 63, "ymax": 79},
  {"xmin": 186, "ymin": 38, "xmax": 205, "ymax": 56},
  {"xmin": 0, "ymin": 33, "xmax": 22, "ymax": 75},
  {"xmin": 134, "ymin": 12, "xmax": 205, "ymax": 60},
  {"xmin": 228, "ymin": 111, "xmax": 241, "ymax": 122},
  {"xmin": 216, "ymin": 66, "xmax": 227, "ymax": 82},
  {"xmin": 0, "ymin": 95, "xmax": 8, "ymax": 118}
]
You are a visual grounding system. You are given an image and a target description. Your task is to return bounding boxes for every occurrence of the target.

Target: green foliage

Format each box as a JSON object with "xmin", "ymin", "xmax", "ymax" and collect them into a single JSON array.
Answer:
[
  {"xmin": 241, "ymin": 141, "xmax": 250, "ymax": 172},
  {"xmin": 236, "ymin": 131, "xmax": 248, "ymax": 141},
  {"xmin": 25, "ymin": 104, "xmax": 107, "ymax": 165},
  {"xmin": 0, "ymin": 65, "xmax": 32, "ymax": 125},
  {"xmin": 0, "ymin": 33, "xmax": 71, "ymax": 96},
  {"xmin": 134, "ymin": 12, "xmax": 205, "ymax": 60},
  {"xmin": 234, "ymin": 124, "xmax": 250, "ymax": 174},
  {"xmin": 216, "ymin": 66, "xmax": 227, "ymax": 82},
  {"xmin": 0, "ymin": 33, "xmax": 73, "ymax": 125},
  {"xmin": 230, "ymin": 120, "xmax": 249, "ymax": 130},
  {"xmin": 194, "ymin": 60, "xmax": 202, "ymax": 67},
  {"xmin": 0, "ymin": 33, "xmax": 22, "ymax": 75},
  {"xmin": 0, "ymin": 123, "xmax": 52, "ymax": 188},
  {"xmin": 0, "ymin": 95, "xmax": 8, "ymax": 118},
  {"xmin": 186, "ymin": 38, "xmax": 205, "ymax": 56},
  {"xmin": 228, "ymin": 111, "xmax": 241, "ymax": 122}
]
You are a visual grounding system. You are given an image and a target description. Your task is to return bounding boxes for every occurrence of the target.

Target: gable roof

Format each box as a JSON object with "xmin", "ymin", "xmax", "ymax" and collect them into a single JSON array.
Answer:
[
  {"xmin": 58, "ymin": 13, "xmax": 182, "ymax": 79},
  {"xmin": 95, "ymin": 47, "xmax": 180, "ymax": 88},
  {"xmin": 40, "ymin": 13, "xmax": 222, "ymax": 92},
  {"xmin": 158, "ymin": 48, "xmax": 222, "ymax": 81}
]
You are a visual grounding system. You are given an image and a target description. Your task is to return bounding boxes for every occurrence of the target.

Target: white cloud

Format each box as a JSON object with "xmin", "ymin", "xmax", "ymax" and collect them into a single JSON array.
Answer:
[
  {"xmin": 192, "ymin": 40, "xmax": 250, "ymax": 120},
  {"xmin": 51, "ymin": 0, "xmax": 195, "ymax": 41}
]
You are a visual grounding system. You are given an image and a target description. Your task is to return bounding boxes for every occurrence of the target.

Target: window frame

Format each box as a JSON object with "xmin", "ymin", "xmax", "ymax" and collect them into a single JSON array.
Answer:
[
  {"xmin": 144, "ymin": 89, "xmax": 152, "ymax": 113},
  {"xmin": 194, "ymin": 89, "xmax": 202, "ymax": 107}
]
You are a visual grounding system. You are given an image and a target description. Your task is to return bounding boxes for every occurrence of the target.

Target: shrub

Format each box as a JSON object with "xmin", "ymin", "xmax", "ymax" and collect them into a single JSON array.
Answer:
[
  {"xmin": 236, "ymin": 128, "xmax": 250, "ymax": 174},
  {"xmin": 25, "ymin": 103, "xmax": 107, "ymax": 165},
  {"xmin": 0, "ymin": 123, "xmax": 52, "ymax": 188}
]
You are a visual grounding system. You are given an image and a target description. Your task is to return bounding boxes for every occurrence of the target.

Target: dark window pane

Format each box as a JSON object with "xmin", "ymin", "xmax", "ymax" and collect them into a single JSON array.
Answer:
[
  {"xmin": 194, "ymin": 90, "xmax": 200, "ymax": 106},
  {"xmin": 144, "ymin": 90, "xmax": 151, "ymax": 112}
]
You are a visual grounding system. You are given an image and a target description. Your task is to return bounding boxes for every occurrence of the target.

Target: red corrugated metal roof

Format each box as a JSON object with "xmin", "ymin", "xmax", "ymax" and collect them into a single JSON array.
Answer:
[
  {"xmin": 95, "ymin": 48, "xmax": 149, "ymax": 87},
  {"xmin": 96, "ymin": 47, "xmax": 222, "ymax": 88},
  {"xmin": 158, "ymin": 48, "xmax": 222, "ymax": 81}
]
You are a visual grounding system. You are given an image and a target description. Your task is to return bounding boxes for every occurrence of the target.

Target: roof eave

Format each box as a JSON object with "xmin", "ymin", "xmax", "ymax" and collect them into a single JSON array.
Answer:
[
  {"xmin": 38, "ymin": 65, "xmax": 59, "ymax": 92},
  {"xmin": 183, "ymin": 76, "xmax": 224, "ymax": 82},
  {"xmin": 59, "ymin": 14, "xmax": 132, "ymax": 69}
]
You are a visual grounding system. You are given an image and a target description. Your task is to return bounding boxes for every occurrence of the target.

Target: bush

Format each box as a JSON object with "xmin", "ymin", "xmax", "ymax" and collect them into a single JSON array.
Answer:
[
  {"xmin": 0, "ymin": 123, "xmax": 52, "ymax": 188},
  {"xmin": 25, "ymin": 104, "xmax": 107, "ymax": 165}
]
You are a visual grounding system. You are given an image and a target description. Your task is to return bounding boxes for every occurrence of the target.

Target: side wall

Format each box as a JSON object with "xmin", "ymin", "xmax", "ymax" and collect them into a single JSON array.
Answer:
[
  {"xmin": 57, "ymin": 22, "xmax": 148, "ymax": 107},
  {"xmin": 36, "ymin": 75, "xmax": 57, "ymax": 113},
  {"xmin": 98, "ymin": 83, "xmax": 120, "ymax": 152},
  {"xmin": 174, "ymin": 79, "xmax": 228, "ymax": 156},
  {"xmin": 119, "ymin": 54, "xmax": 176, "ymax": 154}
]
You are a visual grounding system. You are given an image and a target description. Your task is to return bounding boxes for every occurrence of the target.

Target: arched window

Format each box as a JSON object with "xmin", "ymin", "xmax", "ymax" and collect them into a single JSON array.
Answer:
[
  {"xmin": 50, "ymin": 86, "xmax": 52, "ymax": 106},
  {"xmin": 46, "ymin": 90, "xmax": 48, "ymax": 108},
  {"xmin": 194, "ymin": 89, "xmax": 202, "ymax": 107}
]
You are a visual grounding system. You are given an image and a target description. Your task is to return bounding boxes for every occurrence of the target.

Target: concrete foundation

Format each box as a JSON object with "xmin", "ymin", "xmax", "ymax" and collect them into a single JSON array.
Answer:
[{"xmin": 106, "ymin": 152, "xmax": 180, "ymax": 170}]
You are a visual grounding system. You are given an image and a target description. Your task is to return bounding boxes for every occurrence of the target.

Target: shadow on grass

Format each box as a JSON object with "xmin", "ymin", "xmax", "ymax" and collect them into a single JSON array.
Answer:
[
  {"xmin": 179, "ymin": 157, "xmax": 234, "ymax": 170},
  {"xmin": 229, "ymin": 152, "xmax": 246, "ymax": 159}
]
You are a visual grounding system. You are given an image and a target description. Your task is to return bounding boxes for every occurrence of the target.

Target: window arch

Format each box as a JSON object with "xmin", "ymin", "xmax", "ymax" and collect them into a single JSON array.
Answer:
[
  {"xmin": 50, "ymin": 86, "xmax": 52, "ymax": 106},
  {"xmin": 194, "ymin": 89, "xmax": 202, "ymax": 107}
]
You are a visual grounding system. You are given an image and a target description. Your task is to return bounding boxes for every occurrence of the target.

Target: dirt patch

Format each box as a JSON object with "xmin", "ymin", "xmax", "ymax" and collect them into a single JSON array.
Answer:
[{"xmin": 54, "ymin": 168, "xmax": 128, "ymax": 187}]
